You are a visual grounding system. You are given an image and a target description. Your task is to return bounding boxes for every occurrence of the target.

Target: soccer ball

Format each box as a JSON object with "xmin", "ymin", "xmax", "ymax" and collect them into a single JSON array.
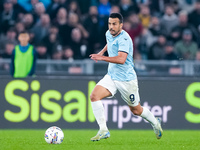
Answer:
[{"xmin": 44, "ymin": 126, "xmax": 64, "ymax": 144}]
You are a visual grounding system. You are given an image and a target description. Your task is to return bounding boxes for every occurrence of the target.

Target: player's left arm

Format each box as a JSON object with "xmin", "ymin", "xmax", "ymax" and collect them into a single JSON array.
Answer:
[{"xmin": 90, "ymin": 51, "xmax": 128, "ymax": 64}]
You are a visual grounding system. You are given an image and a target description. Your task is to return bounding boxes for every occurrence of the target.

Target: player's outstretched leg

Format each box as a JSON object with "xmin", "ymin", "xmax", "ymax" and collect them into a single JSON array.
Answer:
[
  {"xmin": 153, "ymin": 117, "xmax": 163, "ymax": 139},
  {"xmin": 130, "ymin": 105, "xmax": 163, "ymax": 139},
  {"xmin": 90, "ymin": 100, "xmax": 110, "ymax": 141},
  {"xmin": 90, "ymin": 100, "xmax": 110, "ymax": 142},
  {"xmin": 90, "ymin": 85, "xmax": 112, "ymax": 142},
  {"xmin": 91, "ymin": 130, "xmax": 110, "ymax": 141}
]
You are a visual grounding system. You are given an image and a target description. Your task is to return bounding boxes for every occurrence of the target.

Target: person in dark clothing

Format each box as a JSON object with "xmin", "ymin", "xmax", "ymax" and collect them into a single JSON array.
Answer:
[
  {"xmin": 148, "ymin": 34, "xmax": 167, "ymax": 60},
  {"xmin": 0, "ymin": 0, "xmax": 18, "ymax": 34},
  {"xmin": 172, "ymin": 10, "xmax": 200, "ymax": 45},
  {"xmin": 149, "ymin": 16, "xmax": 167, "ymax": 36},
  {"xmin": 42, "ymin": 26, "xmax": 60, "ymax": 58},
  {"xmin": 35, "ymin": 43, "xmax": 48, "ymax": 59},
  {"xmin": 46, "ymin": 0, "xmax": 61, "ymax": 20},
  {"xmin": 69, "ymin": 28, "xmax": 88, "ymax": 59},
  {"xmin": 83, "ymin": 6, "xmax": 101, "ymax": 55},
  {"xmin": 188, "ymin": 0, "xmax": 200, "ymax": 29},
  {"xmin": 164, "ymin": 41, "xmax": 178, "ymax": 60},
  {"xmin": 1, "ymin": 41, "xmax": 15, "ymax": 58},
  {"xmin": 119, "ymin": 0, "xmax": 139, "ymax": 17}
]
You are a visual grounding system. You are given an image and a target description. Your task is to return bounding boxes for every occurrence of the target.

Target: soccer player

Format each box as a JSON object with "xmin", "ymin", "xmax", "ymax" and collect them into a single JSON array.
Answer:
[{"xmin": 89, "ymin": 13, "xmax": 163, "ymax": 141}]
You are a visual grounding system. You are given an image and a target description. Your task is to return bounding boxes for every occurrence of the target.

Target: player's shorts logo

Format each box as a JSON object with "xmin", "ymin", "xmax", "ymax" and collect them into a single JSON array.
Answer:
[{"xmin": 129, "ymin": 94, "xmax": 135, "ymax": 104}]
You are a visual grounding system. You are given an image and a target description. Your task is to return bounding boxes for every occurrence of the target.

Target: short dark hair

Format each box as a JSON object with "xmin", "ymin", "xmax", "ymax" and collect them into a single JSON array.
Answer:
[{"xmin": 109, "ymin": 13, "xmax": 123, "ymax": 23}]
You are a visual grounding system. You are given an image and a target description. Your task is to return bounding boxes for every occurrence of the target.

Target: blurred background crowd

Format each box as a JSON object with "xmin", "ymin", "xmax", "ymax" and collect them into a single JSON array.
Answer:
[{"xmin": 0, "ymin": 0, "xmax": 200, "ymax": 62}]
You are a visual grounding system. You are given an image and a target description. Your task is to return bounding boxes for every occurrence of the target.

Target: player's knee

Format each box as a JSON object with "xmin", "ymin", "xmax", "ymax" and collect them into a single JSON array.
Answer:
[
  {"xmin": 130, "ymin": 107, "xmax": 142, "ymax": 116},
  {"xmin": 132, "ymin": 110, "xmax": 141, "ymax": 116},
  {"xmin": 90, "ymin": 93, "xmax": 98, "ymax": 102}
]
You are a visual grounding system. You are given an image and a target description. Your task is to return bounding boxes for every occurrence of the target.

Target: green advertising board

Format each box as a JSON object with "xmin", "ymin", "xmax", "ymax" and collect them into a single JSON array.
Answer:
[{"xmin": 0, "ymin": 77, "xmax": 199, "ymax": 129}]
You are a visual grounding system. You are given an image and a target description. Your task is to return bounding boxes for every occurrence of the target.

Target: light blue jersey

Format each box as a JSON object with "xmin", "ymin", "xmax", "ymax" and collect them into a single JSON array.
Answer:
[{"xmin": 106, "ymin": 30, "xmax": 137, "ymax": 81}]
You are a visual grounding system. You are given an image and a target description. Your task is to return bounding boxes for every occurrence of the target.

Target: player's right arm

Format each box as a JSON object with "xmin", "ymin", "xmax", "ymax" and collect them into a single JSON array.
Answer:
[{"xmin": 98, "ymin": 44, "xmax": 107, "ymax": 56}]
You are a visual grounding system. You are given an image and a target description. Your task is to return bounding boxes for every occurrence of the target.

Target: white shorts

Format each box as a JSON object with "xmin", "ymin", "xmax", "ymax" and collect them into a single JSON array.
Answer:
[{"xmin": 97, "ymin": 74, "xmax": 140, "ymax": 107}]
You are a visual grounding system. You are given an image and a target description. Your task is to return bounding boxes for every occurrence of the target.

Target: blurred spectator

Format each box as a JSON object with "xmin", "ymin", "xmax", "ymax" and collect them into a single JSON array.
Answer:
[
  {"xmin": 55, "ymin": 8, "xmax": 73, "ymax": 46},
  {"xmin": 98, "ymin": 0, "xmax": 111, "ymax": 17},
  {"xmin": 160, "ymin": 4, "xmax": 179, "ymax": 35},
  {"xmin": 51, "ymin": 44, "xmax": 64, "ymax": 71},
  {"xmin": 0, "ymin": 41, "xmax": 15, "ymax": 71},
  {"xmin": 23, "ymin": 13, "xmax": 34, "ymax": 30},
  {"xmin": 174, "ymin": 29, "xmax": 198, "ymax": 60},
  {"xmin": 62, "ymin": 46, "xmax": 74, "ymax": 62},
  {"xmin": 123, "ymin": 13, "xmax": 143, "ymax": 52},
  {"xmin": 52, "ymin": 44, "xmax": 63, "ymax": 60},
  {"xmin": 69, "ymin": 28, "xmax": 88, "ymax": 59},
  {"xmin": 53, "ymin": 7, "xmax": 67, "ymax": 26},
  {"xmin": 42, "ymin": 26, "xmax": 60, "ymax": 57},
  {"xmin": 68, "ymin": 0, "xmax": 81, "ymax": 17},
  {"xmin": 1, "ymin": 41, "xmax": 15, "ymax": 58},
  {"xmin": 15, "ymin": 22, "xmax": 25, "ymax": 36},
  {"xmin": 172, "ymin": 0, "xmax": 181, "ymax": 14},
  {"xmin": 31, "ymin": 13, "xmax": 51, "ymax": 44},
  {"xmin": 0, "ymin": 0, "xmax": 17, "ymax": 34},
  {"xmin": 136, "ymin": 28, "xmax": 156, "ymax": 59},
  {"xmin": 149, "ymin": 0, "xmax": 171, "ymax": 16},
  {"xmin": 49, "ymin": 25, "xmax": 59, "ymax": 35},
  {"xmin": 148, "ymin": 34, "xmax": 167, "ymax": 60},
  {"xmin": 83, "ymin": 6, "xmax": 100, "ymax": 55},
  {"xmin": 164, "ymin": 41, "xmax": 178, "ymax": 60},
  {"xmin": 119, "ymin": 0, "xmax": 139, "ymax": 17},
  {"xmin": 36, "ymin": 43, "xmax": 48, "ymax": 59},
  {"xmin": 134, "ymin": 51, "xmax": 147, "ymax": 72},
  {"xmin": 172, "ymin": 10, "xmax": 200, "ymax": 44},
  {"xmin": 11, "ymin": 0, "xmax": 26, "ymax": 15},
  {"xmin": 110, "ymin": 5, "xmax": 120, "ymax": 13},
  {"xmin": 10, "ymin": 31, "xmax": 37, "ymax": 77},
  {"xmin": 46, "ymin": 0, "xmax": 61, "ymax": 20},
  {"xmin": 138, "ymin": 5, "xmax": 151, "ymax": 28},
  {"xmin": 177, "ymin": 0, "xmax": 196, "ymax": 13},
  {"xmin": 149, "ymin": 16, "xmax": 167, "ymax": 36},
  {"xmin": 17, "ymin": 0, "xmax": 51, "ymax": 12},
  {"xmin": 188, "ymin": 0, "xmax": 200, "ymax": 29},
  {"xmin": 167, "ymin": 27, "xmax": 181, "ymax": 43},
  {"xmin": 68, "ymin": 12, "xmax": 89, "ymax": 39},
  {"xmin": 32, "ymin": 2, "xmax": 46, "ymax": 24},
  {"xmin": 0, "ymin": 28, "xmax": 18, "ymax": 54}
]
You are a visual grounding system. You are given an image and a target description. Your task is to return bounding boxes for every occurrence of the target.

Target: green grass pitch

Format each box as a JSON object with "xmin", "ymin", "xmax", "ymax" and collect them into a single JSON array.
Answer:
[{"xmin": 0, "ymin": 130, "xmax": 200, "ymax": 150}]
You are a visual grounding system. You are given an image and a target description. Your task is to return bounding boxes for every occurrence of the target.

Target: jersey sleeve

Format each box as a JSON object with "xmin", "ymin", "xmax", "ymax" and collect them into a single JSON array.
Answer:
[{"xmin": 118, "ymin": 36, "xmax": 130, "ymax": 54}]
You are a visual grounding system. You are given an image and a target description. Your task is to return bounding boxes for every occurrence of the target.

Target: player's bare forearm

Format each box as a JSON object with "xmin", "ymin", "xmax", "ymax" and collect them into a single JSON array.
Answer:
[
  {"xmin": 90, "ymin": 51, "xmax": 127, "ymax": 64},
  {"xmin": 101, "ymin": 55, "xmax": 126, "ymax": 64}
]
